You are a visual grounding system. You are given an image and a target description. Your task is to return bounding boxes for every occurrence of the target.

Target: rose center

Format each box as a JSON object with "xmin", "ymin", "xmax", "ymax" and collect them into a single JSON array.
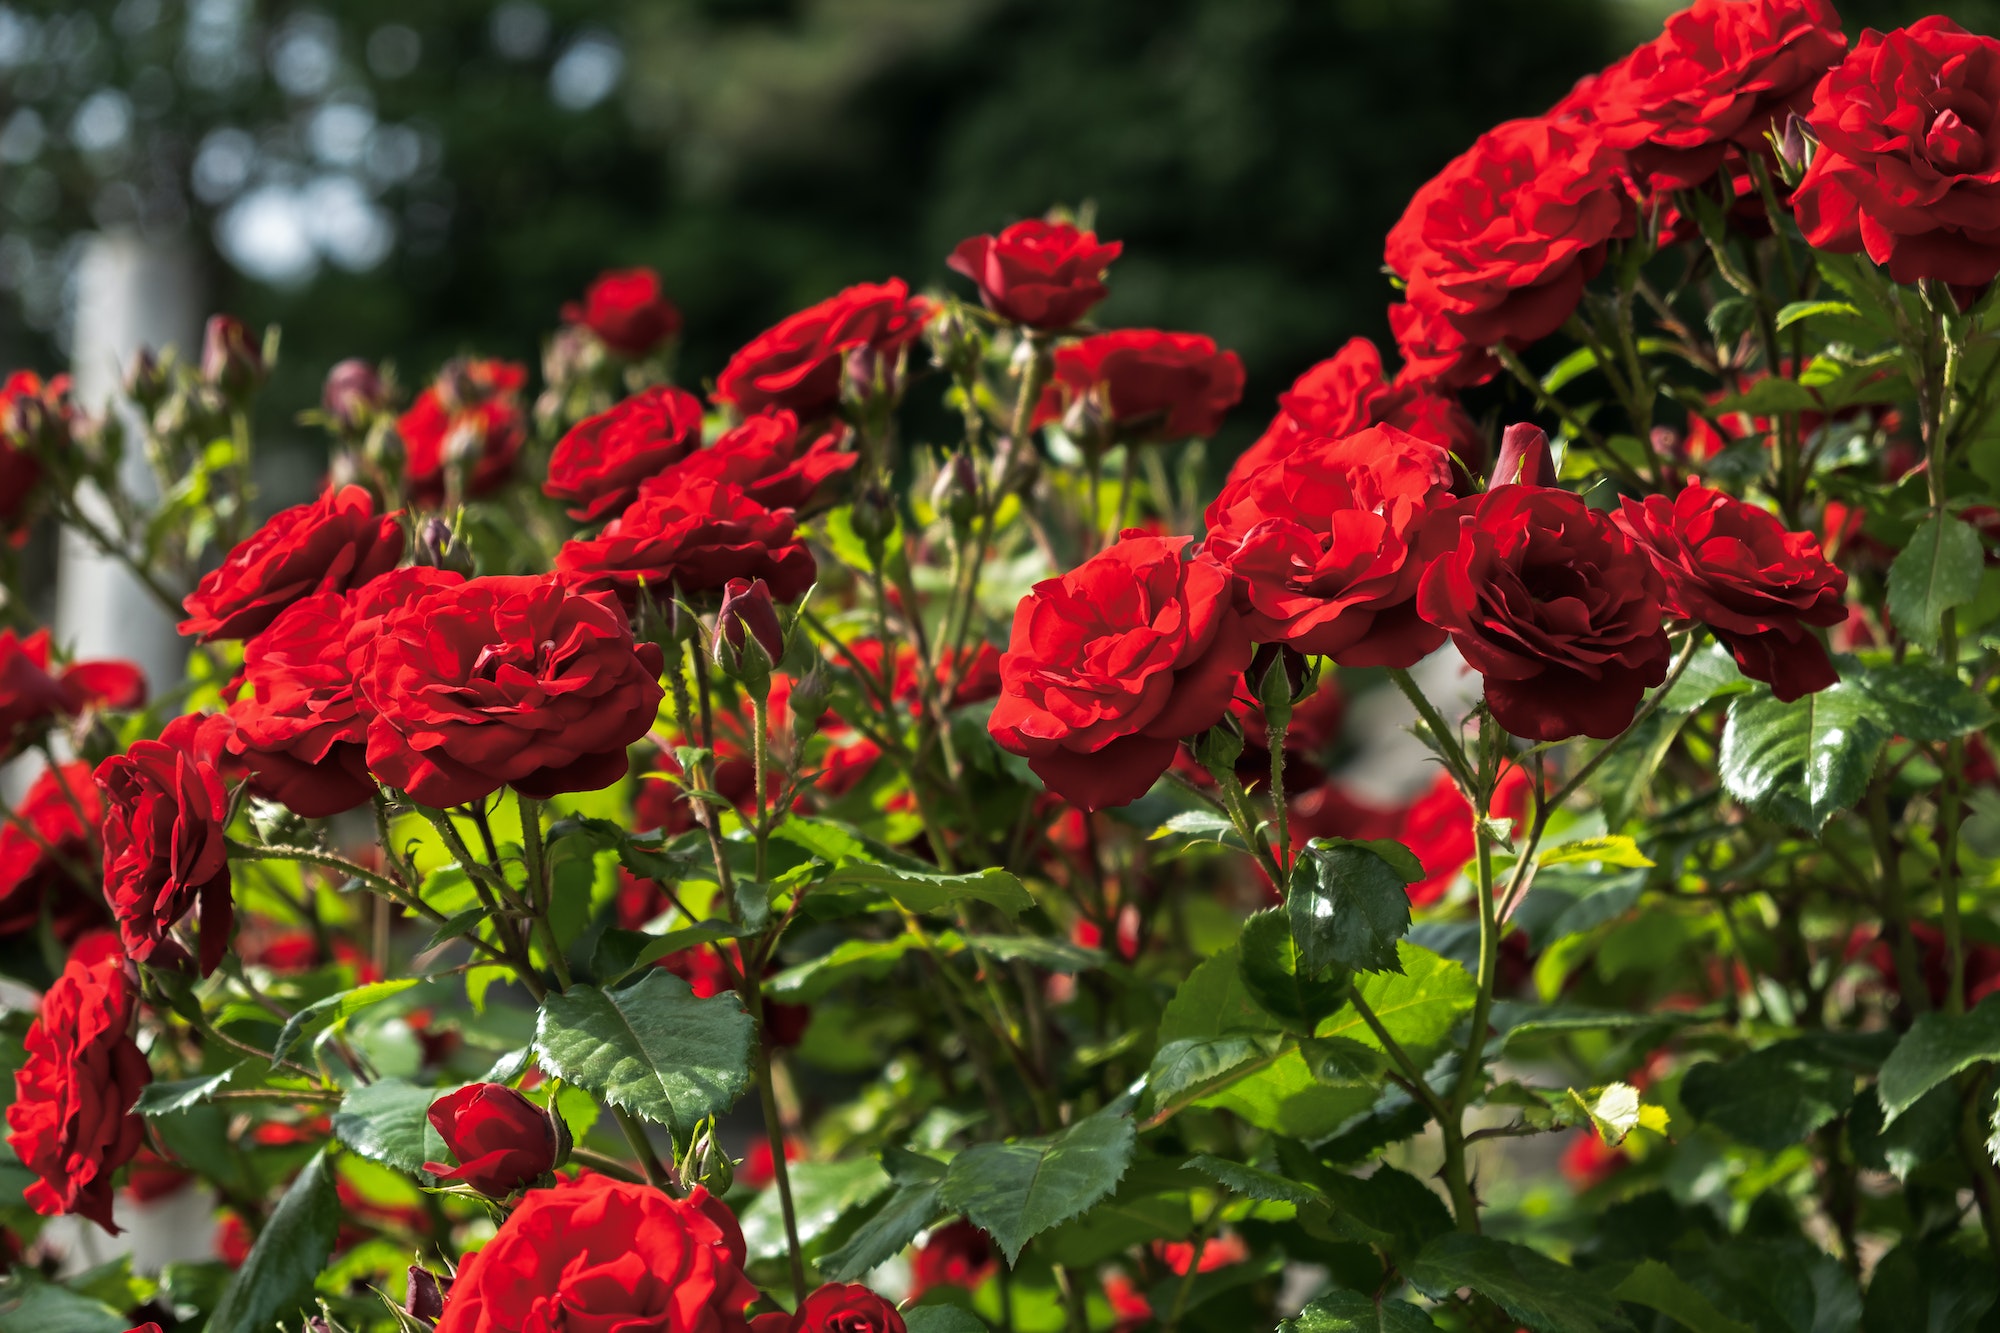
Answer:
[
  {"xmin": 471, "ymin": 639, "xmax": 557, "ymax": 681},
  {"xmin": 1926, "ymin": 109, "xmax": 1986, "ymax": 174}
]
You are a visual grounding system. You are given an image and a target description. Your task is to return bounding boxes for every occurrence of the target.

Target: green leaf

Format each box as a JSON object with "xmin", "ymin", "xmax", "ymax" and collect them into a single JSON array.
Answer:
[
  {"xmin": 533, "ymin": 970, "xmax": 755, "ymax": 1136},
  {"xmin": 1184, "ymin": 1153, "xmax": 1327, "ymax": 1207},
  {"xmin": 1241, "ymin": 909, "xmax": 1350, "ymax": 1032},
  {"xmin": 768, "ymin": 936, "xmax": 927, "ymax": 1002},
  {"xmin": 591, "ymin": 922, "xmax": 740, "ymax": 987},
  {"xmin": 1406, "ymin": 1234, "xmax": 1630, "ymax": 1333},
  {"xmin": 902, "ymin": 1309, "xmax": 989, "ymax": 1333},
  {"xmin": 270, "ymin": 978, "xmax": 418, "ymax": 1066},
  {"xmin": 818, "ymin": 1150, "xmax": 948, "ymax": 1281},
  {"xmin": 1861, "ymin": 1241, "xmax": 1999, "ymax": 1333},
  {"xmin": 1314, "ymin": 1164, "xmax": 1454, "ymax": 1262},
  {"xmin": 1317, "ymin": 943, "xmax": 1478, "ymax": 1064},
  {"xmin": 1719, "ymin": 681, "xmax": 1887, "ymax": 831},
  {"xmin": 0, "ymin": 1274, "xmax": 131, "ymax": 1333},
  {"xmin": 1541, "ymin": 345, "xmax": 1602, "ymax": 395},
  {"xmin": 1156, "ymin": 950, "xmax": 1286, "ymax": 1047},
  {"xmin": 1680, "ymin": 1040, "xmax": 1859, "ymax": 1151},
  {"xmin": 1877, "ymin": 992, "xmax": 2000, "ymax": 1122},
  {"xmin": 963, "ymin": 935, "xmax": 1104, "ymax": 973},
  {"xmin": 1716, "ymin": 376, "xmax": 1821, "ymax": 415},
  {"xmin": 938, "ymin": 1105, "xmax": 1137, "ymax": 1263},
  {"xmin": 205, "ymin": 1148, "xmax": 342, "ymax": 1333},
  {"xmin": 738, "ymin": 1156, "xmax": 893, "ymax": 1261},
  {"xmin": 330, "ymin": 1077, "xmax": 453, "ymax": 1176},
  {"xmin": 1569, "ymin": 1081, "xmax": 1648, "ymax": 1145},
  {"xmin": 1659, "ymin": 642, "xmax": 1751, "ymax": 714},
  {"xmin": 1775, "ymin": 299, "xmax": 1862, "ymax": 331},
  {"xmin": 1290, "ymin": 839, "xmax": 1414, "ymax": 975},
  {"xmin": 1281, "ymin": 1289, "xmax": 1438, "ymax": 1333},
  {"xmin": 131, "ymin": 1061, "xmax": 245, "ymax": 1115},
  {"xmin": 1145, "ymin": 1035, "xmax": 1290, "ymax": 1120},
  {"xmin": 1491, "ymin": 1003, "xmax": 1701, "ymax": 1050},
  {"xmin": 821, "ymin": 863, "xmax": 1035, "ymax": 916},
  {"xmin": 1538, "ymin": 836, "xmax": 1653, "ymax": 870},
  {"xmin": 1612, "ymin": 1260, "xmax": 1754, "ymax": 1333},
  {"xmin": 1853, "ymin": 660, "xmax": 1994, "ymax": 742},
  {"xmin": 1887, "ymin": 514, "xmax": 1984, "ymax": 650},
  {"xmin": 1850, "ymin": 1084, "xmax": 1958, "ymax": 1178}
]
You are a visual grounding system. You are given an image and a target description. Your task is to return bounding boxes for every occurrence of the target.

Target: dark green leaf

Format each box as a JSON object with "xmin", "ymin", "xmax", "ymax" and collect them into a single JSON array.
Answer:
[
  {"xmin": 1861, "ymin": 1241, "xmax": 1998, "ymax": 1333},
  {"xmin": 1145, "ymin": 1035, "xmax": 1289, "ymax": 1119},
  {"xmin": 902, "ymin": 1309, "xmax": 988, "ymax": 1333},
  {"xmin": 131, "ymin": 1061, "xmax": 245, "ymax": 1115},
  {"xmin": 1680, "ymin": 1040, "xmax": 1860, "ymax": 1151},
  {"xmin": 533, "ymin": 970, "xmax": 755, "ymax": 1135},
  {"xmin": 818, "ymin": 1151, "xmax": 948, "ymax": 1281},
  {"xmin": 1407, "ymin": 1234, "xmax": 1630, "ymax": 1333},
  {"xmin": 738, "ymin": 1156, "xmax": 892, "ymax": 1261},
  {"xmin": 1852, "ymin": 660, "xmax": 1994, "ymax": 742},
  {"xmin": 1612, "ymin": 1260, "xmax": 1754, "ymax": 1333},
  {"xmin": 1716, "ymin": 377, "xmax": 1821, "ymax": 415},
  {"xmin": 270, "ymin": 979, "xmax": 418, "ymax": 1066},
  {"xmin": 768, "ymin": 936, "xmax": 926, "ymax": 1002},
  {"xmin": 1184, "ymin": 1153, "xmax": 1327, "ymax": 1207},
  {"xmin": 1719, "ymin": 681, "xmax": 1887, "ymax": 831},
  {"xmin": 1877, "ymin": 992, "xmax": 2000, "ymax": 1121},
  {"xmin": 1316, "ymin": 1164, "xmax": 1454, "ymax": 1263},
  {"xmin": 938, "ymin": 1105, "xmax": 1136, "ymax": 1263},
  {"xmin": 1284, "ymin": 1290, "xmax": 1437, "ymax": 1333},
  {"xmin": 330, "ymin": 1077, "xmax": 453, "ymax": 1176},
  {"xmin": 591, "ymin": 922, "xmax": 740, "ymax": 987},
  {"xmin": 1290, "ymin": 839, "xmax": 1414, "ymax": 976},
  {"xmin": 964, "ymin": 935, "xmax": 1104, "ymax": 973},
  {"xmin": 820, "ymin": 863, "xmax": 1035, "ymax": 916},
  {"xmin": 1849, "ymin": 1085, "xmax": 1958, "ymax": 1179},
  {"xmin": 0, "ymin": 1274, "xmax": 129, "ymax": 1333},
  {"xmin": 1659, "ymin": 642, "xmax": 1750, "ymax": 714},
  {"xmin": 1241, "ymin": 910, "xmax": 1350, "ymax": 1032},
  {"xmin": 1775, "ymin": 299, "xmax": 1862, "ymax": 331},
  {"xmin": 1887, "ymin": 515, "xmax": 1984, "ymax": 650},
  {"xmin": 205, "ymin": 1148, "xmax": 341, "ymax": 1333}
]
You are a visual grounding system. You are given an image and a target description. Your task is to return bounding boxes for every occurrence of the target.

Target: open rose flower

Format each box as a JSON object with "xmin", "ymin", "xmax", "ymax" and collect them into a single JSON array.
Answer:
[
  {"xmin": 400, "ymin": 358, "xmax": 530, "ymax": 507},
  {"xmin": 947, "ymin": 219, "xmax": 1122, "ymax": 329},
  {"xmin": 1204, "ymin": 425, "xmax": 1457, "ymax": 668},
  {"xmin": 714, "ymin": 279, "xmax": 930, "ymax": 418},
  {"xmin": 1229, "ymin": 338, "xmax": 1482, "ymax": 483},
  {"xmin": 648, "ymin": 410, "xmax": 857, "ymax": 515},
  {"xmin": 990, "ymin": 533, "xmax": 1252, "ymax": 810},
  {"xmin": 1388, "ymin": 298, "xmax": 1499, "ymax": 390},
  {"xmin": 358, "ymin": 574, "xmax": 666, "ymax": 808},
  {"xmin": 0, "ymin": 761, "xmax": 109, "ymax": 945},
  {"xmin": 433, "ymin": 1176, "xmax": 758, "ymax": 1333},
  {"xmin": 754, "ymin": 1285, "xmax": 905, "ymax": 1333},
  {"xmin": 178, "ymin": 484, "xmax": 403, "ymax": 642},
  {"xmin": 563, "ymin": 267, "xmax": 682, "ymax": 356},
  {"xmin": 423, "ymin": 1083, "xmax": 560, "ymax": 1196},
  {"xmin": 1033, "ymin": 330, "xmax": 1244, "ymax": 443},
  {"xmin": 1794, "ymin": 17, "xmax": 2000, "ymax": 288},
  {"xmin": 7, "ymin": 934, "xmax": 149, "ymax": 1233},
  {"xmin": 0, "ymin": 628, "xmax": 147, "ymax": 758},
  {"xmin": 1418, "ymin": 484, "xmax": 1670, "ymax": 741},
  {"xmin": 557, "ymin": 477, "xmax": 816, "ymax": 610},
  {"xmin": 97, "ymin": 736, "xmax": 234, "ymax": 975},
  {"xmin": 1615, "ymin": 481, "xmax": 1846, "ymax": 700},
  {"xmin": 545, "ymin": 385, "xmax": 707, "ymax": 522}
]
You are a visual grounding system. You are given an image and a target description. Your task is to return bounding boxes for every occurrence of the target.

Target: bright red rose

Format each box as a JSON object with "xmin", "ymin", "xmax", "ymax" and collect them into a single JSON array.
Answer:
[
  {"xmin": 714, "ymin": 279, "xmax": 931, "ymax": 418},
  {"xmin": 1417, "ymin": 485, "xmax": 1670, "ymax": 741},
  {"xmin": 1204, "ymin": 425, "xmax": 1457, "ymax": 668},
  {"xmin": 947, "ymin": 219, "xmax": 1122, "ymax": 329},
  {"xmin": 399, "ymin": 359, "xmax": 529, "ymax": 507},
  {"xmin": 1386, "ymin": 116, "xmax": 1634, "ymax": 361},
  {"xmin": 0, "ymin": 370, "xmax": 65, "ymax": 541},
  {"xmin": 1794, "ymin": 18, "xmax": 2000, "ymax": 288},
  {"xmin": 563, "ymin": 267, "xmax": 682, "ymax": 356},
  {"xmin": 0, "ymin": 762, "xmax": 108, "ymax": 944},
  {"xmin": 7, "ymin": 934, "xmax": 149, "ymax": 1233},
  {"xmin": 1583, "ymin": 0, "xmax": 1845, "ymax": 193},
  {"xmin": 178, "ymin": 485, "xmax": 404, "ymax": 642},
  {"xmin": 1615, "ymin": 481, "xmax": 1846, "ymax": 701},
  {"xmin": 647, "ymin": 410, "xmax": 858, "ymax": 515},
  {"xmin": 557, "ymin": 477, "xmax": 816, "ymax": 610},
  {"xmin": 96, "ymin": 736, "xmax": 234, "ymax": 976},
  {"xmin": 989, "ymin": 533, "xmax": 1252, "ymax": 810},
  {"xmin": 757, "ymin": 1284, "xmax": 905, "ymax": 1333},
  {"xmin": 0, "ymin": 627, "xmax": 146, "ymax": 757},
  {"xmin": 1230, "ymin": 339, "xmax": 1482, "ymax": 484},
  {"xmin": 1388, "ymin": 298, "xmax": 1500, "ymax": 390},
  {"xmin": 738, "ymin": 1136, "xmax": 804, "ymax": 1191},
  {"xmin": 422, "ymin": 1083, "xmax": 559, "ymax": 1196},
  {"xmin": 358, "ymin": 574, "xmax": 666, "ymax": 809},
  {"xmin": 1154, "ymin": 1231, "xmax": 1249, "ymax": 1276},
  {"xmin": 1395, "ymin": 764, "xmax": 1534, "ymax": 907},
  {"xmin": 1034, "ymin": 330, "xmax": 1245, "ymax": 442},
  {"xmin": 433, "ymin": 1176, "xmax": 758, "ymax": 1333},
  {"xmin": 546, "ymin": 386, "xmax": 707, "ymax": 522},
  {"xmin": 911, "ymin": 1219, "xmax": 999, "ymax": 1296}
]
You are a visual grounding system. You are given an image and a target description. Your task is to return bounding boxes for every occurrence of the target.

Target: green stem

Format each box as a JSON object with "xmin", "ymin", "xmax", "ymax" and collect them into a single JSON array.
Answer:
[
  {"xmin": 744, "ymin": 975, "xmax": 809, "ymax": 1303},
  {"xmin": 613, "ymin": 1107, "xmax": 673, "ymax": 1192},
  {"xmin": 517, "ymin": 792, "xmax": 571, "ymax": 992},
  {"xmin": 1387, "ymin": 667, "xmax": 1475, "ymax": 794}
]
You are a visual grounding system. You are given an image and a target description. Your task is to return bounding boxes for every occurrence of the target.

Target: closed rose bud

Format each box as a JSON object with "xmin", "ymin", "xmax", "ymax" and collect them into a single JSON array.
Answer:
[
  {"xmin": 404, "ymin": 1265, "xmax": 450, "ymax": 1327},
  {"xmin": 421, "ymin": 1082, "xmax": 559, "ymax": 1197},
  {"xmin": 1492, "ymin": 422, "xmax": 1553, "ymax": 488},
  {"xmin": 931, "ymin": 453, "xmax": 980, "ymax": 529},
  {"xmin": 200, "ymin": 315, "xmax": 265, "ymax": 401},
  {"xmin": 788, "ymin": 667, "xmax": 831, "ymax": 744},
  {"xmin": 849, "ymin": 482, "xmax": 898, "ymax": 550},
  {"xmin": 1775, "ymin": 111, "xmax": 1814, "ymax": 183},
  {"xmin": 124, "ymin": 348, "xmax": 168, "ymax": 412},
  {"xmin": 322, "ymin": 358, "xmax": 386, "ymax": 433},
  {"xmin": 714, "ymin": 577, "xmax": 785, "ymax": 691},
  {"xmin": 414, "ymin": 516, "xmax": 473, "ymax": 576}
]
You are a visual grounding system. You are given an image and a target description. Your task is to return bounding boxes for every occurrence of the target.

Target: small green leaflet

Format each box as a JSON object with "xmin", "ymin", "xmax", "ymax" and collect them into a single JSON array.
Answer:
[
  {"xmin": 330, "ymin": 1078, "xmax": 455, "ymax": 1176},
  {"xmin": 1288, "ymin": 838, "xmax": 1416, "ymax": 975},
  {"xmin": 204, "ymin": 1148, "xmax": 341, "ymax": 1333},
  {"xmin": 533, "ymin": 970, "xmax": 754, "ymax": 1136},
  {"xmin": 937, "ymin": 1104, "xmax": 1136, "ymax": 1262},
  {"xmin": 1878, "ymin": 993, "xmax": 2000, "ymax": 1122},
  {"xmin": 1886, "ymin": 514, "xmax": 1983, "ymax": 650},
  {"xmin": 1538, "ymin": 836, "xmax": 1653, "ymax": 870},
  {"xmin": 1719, "ymin": 681, "xmax": 1886, "ymax": 832},
  {"xmin": 132, "ymin": 1062, "xmax": 245, "ymax": 1115},
  {"xmin": 820, "ymin": 863, "xmax": 1035, "ymax": 916},
  {"xmin": 1406, "ymin": 1233, "xmax": 1629, "ymax": 1333},
  {"xmin": 271, "ymin": 978, "xmax": 418, "ymax": 1065}
]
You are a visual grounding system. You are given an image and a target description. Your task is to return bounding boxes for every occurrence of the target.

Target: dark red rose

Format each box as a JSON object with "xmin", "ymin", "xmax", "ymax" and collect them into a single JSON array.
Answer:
[
  {"xmin": 96, "ymin": 736, "xmax": 234, "ymax": 975},
  {"xmin": 178, "ymin": 484, "xmax": 404, "ymax": 642},
  {"xmin": 0, "ymin": 370, "xmax": 65, "ymax": 541},
  {"xmin": 1389, "ymin": 765, "xmax": 1532, "ymax": 907},
  {"xmin": 358, "ymin": 574, "xmax": 666, "ymax": 809},
  {"xmin": 556, "ymin": 477, "xmax": 816, "ymax": 610},
  {"xmin": 564, "ymin": 267, "xmax": 682, "ymax": 357},
  {"xmin": 1417, "ymin": 485, "xmax": 1671, "ymax": 741},
  {"xmin": 911, "ymin": 1219, "xmax": 999, "ymax": 1297},
  {"xmin": 1205, "ymin": 425, "xmax": 1457, "ymax": 668},
  {"xmin": 758, "ymin": 1284, "xmax": 905, "ymax": 1333},
  {"xmin": 0, "ymin": 628, "xmax": 146, "ymax": 758},
  {"xmin": 714, "ymin": 280, "xmax": 931, "ymax": 418},
  {"xmin": 947, "ymin": 219, "xmax": 1122, "ymax": 329},
  {"xmin": 1795, "ymin": 18, "xmax": 2000, "ymax": 287},
  {"xmin": 433, "ymin": 1176, "xmax": 758, "ymax": 1333},
  {"xmin": 1582, "ymin": 0, "xmax": 1845, "ymax": 193},
  {"xmin": 422, "ymin": 1083, "xmax": 559, "ymax": 1196},
  {"xmin": 1492, "ymin": 421, "xmax": 1556, "ymax": 488},
  {"xmin": 399, "ymin": 359, "xmax": 530, "ymax": 507},
  {"xmin": 0, "ymin": 761, "xmax": 109, "ymax": 944},
  {"xmin": 546, "ymin": 385, "xmax": 707, "ymax": 522},
  {"xmin": 646, "ymin": 410, "xmax": 857, "ymax": 515},
  {"xmin": 1034, "ymin": 330, "xmax": 1245, "ymax": 443},
  {"xmin": 6, "ymin": 934, "xmax": 149, "ymax": 1233},
  {"xmin": 1386, "ymin": 116, "xmax": 1634, "ymax": 362},
  {"xmin": 1614, "ymin": 481, "xmax": 1847, "ymax": 701},
  {"xmin": 989, "ymin": 533, "xmax": 1252, "ymax": 810}
]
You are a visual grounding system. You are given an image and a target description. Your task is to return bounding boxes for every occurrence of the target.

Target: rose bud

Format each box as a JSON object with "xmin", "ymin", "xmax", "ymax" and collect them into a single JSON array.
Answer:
[
  {"xmin": 322, "ymin": 358, "xmax": 386, "ymax": 434},
  {"xmin": 200, "ymin": 315, "xmax": 266, "ymax": 401},
  {"xmin": 788, "ymin": 667, "xmax": 831, "ymax": 745},
  {"xmin": 421, "ymin": 1083, "xmax": 560, "ymax": 1197},
  {"xmin": 849, "ymin": 481, "xmax": 899, "ymax": 552},
  {"xmin": 124, "ymin": 348, "xmax": 168, "ymax": 412},
  {"xmin": 931, "ymin": 452, "xmax": 980, "ymax": 530},
  {"xmin": 681, "ymin": 1118, "xmax": 735, "ymax": 1197},
  {"xmin": 414, "ymin": 515, "xmax": 474, "ymax": 577},
  {"xmin": 405, "ymin": 1264, "xmax": 450, "ymax": 1327},
  {"xmin": 1492, "ymin": 422, "xmax": 1554, "ymax": 488},
  {"xmin": 1775, "ymin": 111, "xmax": 1815, "ymax": 184},
  {"xmin": 713, "ymin": 577, "xmax": 785, "ymax": 692}
]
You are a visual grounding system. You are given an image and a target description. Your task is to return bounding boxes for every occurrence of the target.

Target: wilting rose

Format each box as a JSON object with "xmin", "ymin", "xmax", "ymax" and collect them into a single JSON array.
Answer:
[
  {"xmin": 947, "ymin": 219, "xmax": 1122, "ymax": 329},
  {"xmin": 1034, "ymin": 330, "xmax": 1245, "ymax": 443},
  {"xmin": 557, "ymin": 478, "xmax": 817, "ymax": 610},
  {"xmin": 422, "ymin": 1083, "xmax": 560, "ymax": 1196},
  {"xmin": 399, "ymin": 359, "xmax": 530, "ymax": 507},
  {"xmin": 564, "ymin": 267, "xmax": 682, "ymax": 356},
  {"xmin": 178, "ymin": 484, "xmax": 403, "ymax": 642},
  {"xmin": 96, "ymin": 735, "xmax": 234, "ymax": 976},
  {"xmin": 545, "ymin": 385, "xmax": 707, "ymax": 522},
  {"xmin": 714, "ymin": 280, "xmax": 931, "ymax": 418}
]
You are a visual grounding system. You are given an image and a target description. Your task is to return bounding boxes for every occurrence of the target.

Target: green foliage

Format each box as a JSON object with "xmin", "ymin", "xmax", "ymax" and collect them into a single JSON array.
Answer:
[
  {"xmin": 1877, "ymin": 994, "xmax": 2000, "ymax": 1120},
  {"xmin": 1289, "ymin": 838, "xmax": 1416, "ymax": 975},
  {"xmin": 937, "ymin": 1105, "xmax": 1137, "ymax": 1263},
  {"xmin": 330, "ymin": 1078, "xmax": 454, "ymax": 1177},
  {"xmin": 204, "ymin": 1149, "xmax": 342, "ymax": 1333},
  {"xmin": 533, "ymin": 970, "xmax": 755, "ymax": 1136}
]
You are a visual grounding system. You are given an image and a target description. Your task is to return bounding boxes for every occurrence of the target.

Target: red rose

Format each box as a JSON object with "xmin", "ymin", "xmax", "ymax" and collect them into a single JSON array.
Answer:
[
  {"xmin": 1794, "ymin": 18, "xmax": 2000, "ymax": 287},
  {"xmin": 946, "ymin": 219, "xmax": 1122, "ymax": 329},
  {"xmin": 1204, "ymin": 425, "xmax": 1457, "ymax": 668},
  {"xmin": 1034, "ymin": 330, "xmax": 1245, "ymax": 443},
  {"xmin": 1393, "ymin": 765, "xmax": 1533, "ymax": 907},
  {"xmin": 358, "ymin": 574, "xmax": 666, "ymax": 809},
  {"xmin": 0, "ymin": 370, "xmax": 64, "ymax": 541},
  {"xmin": 1614, "ymin": 481, "xmax": 1846, "ymax": 701},
  {"xmin": 1388, "ymin": 299, "xmax": 1499, "ymax": 391},
  {"xmin": 0, "ymin": 627, "xmax": 146, "ymax": 757},
  {"xmin": 911, "ymin": 1219, "xmax": 999, "ymax": 1297},
  {"xmin": 755, "ymin": 1285, "xmax": 903, "ymax": 1333},
  {"xmin": 1232, "ymin": 339, "xmax": 1481, "ymax": 482},
  {"xmin": 433, "ymin": 1175, "xmax": 758, "ymax": 1333},
  {"xmin": 714, "ymin": 279, "xmax": 931, "ymax": 418},
  {"xmin": 178, "ymin": 484, "xmax": 404, "ymax": 642},
  {"xmin": 1386, "ymin": 116, "xmax": 1634, "ymax": 360},
  {"xmin": 399, "ymin": 359, "xmax": 529, "ymax": 507},
  {"xmin": 546, "ymin": 386, "xmax": 707, "ymax": 522},
  {"xmin": 422, "ymin": 1083, "xmax": 559, "ymax": 1196},
  {"xmin": 557, "ymin": 477, "xmax": 817, "ymax": 610},
  {"xmin": 96, "ymin": 736, "xmax": 234, "ymax": 975},
  {"xmin": 6, "ymin": 934, "xmax": 149, "ymax": 1233},
  {"xmin": 1582, "ymin": 0, "xmax": 1845, "ymax": 193},
  {"xmin": 564, "ymin": 267, "xmax": 682, "ymax": 356},
  {"xmin": 989, "ymin": 533, "xmax": 1252, "ymax": 810},
  {"xmin": 646, "ymin": 410, "xmax": 857, "ymax": 515},
  {"xmin": 0, "ymin": 761, "xmax": 109, "ymax": 944},
  {"xmin": 1417, "ymin": 484, "xmax": 1670, "ymax": 741}
]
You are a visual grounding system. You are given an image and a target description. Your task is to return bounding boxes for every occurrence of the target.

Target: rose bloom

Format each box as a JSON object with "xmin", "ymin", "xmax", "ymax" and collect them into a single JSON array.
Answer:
[
  {"xmin": 97, "ymin": 735, "xmax": 234, "ymax": 976},
  {"xmin": 1204, "ymin": 424, "xmax": 1457, "ymax": 669},
  {"xmin": 564, "ymin": 267, "xmax": 683, "ymax": 356},
  {"xmin": 646, "ymin": 410, "xmax": 858, "ymax": 515},
  {"xmin": 1386, "ymin": 115, "xmax": 1634, "ymax": 360},
  {"xmin": 1389, "ymin": 297, "xmax": 1500, "ymax": 390},
  {"xmin": 1615, "ymin": 481, "xmax": 1846, "ymax": 701},
  {"xmin": 714, "ymin": 279, "xmax": 931, "ymax": 418},
  {"xmin": 1418, "ymin": 485, "xmax": 1670, "ymax": 741},
  {"xmin": 753, "ymin": 1284, "xmax": 905, "ymax": 1333},
  {"xmin": 358, "ymin": 574, "xmax": 666, "ymax": 809},
  {"xmin": 0, "ymin": 627, "xmax": 146, "ymax": 757},
  {"xmin": 1034, "ymin": 330, "xmax": 1245, "ymax": 442},
  {"xmin": 947, "ymin": 219, "xmax": 1122, "ymax": 329},
  {"xmin": 422, "ymin": 1083, "xmax": 559, "ymax": 1196},
  {"xmin": 399, "ymin": 358, "xmax": 530, "ymax": 507},
  {"xmin": 433, "ymin": 1176, "xmax": 759, "ymax": 1333},
  {"xmin": 7, "ymin": 934, "xmax": 149, "ymax": 1233},
  {"xmin": 545, "ymin": 385, "xmax": 707, "ymax": 522},
  {"xmin": 1582, "ymin": 0, "xmax": 1845, "ymax": 193},
  {"xmin": 989, "ymin": 533, "xmax": 1252, "ymax": 811},
  {"xmin": 557, "ymin": 477, "xmax": 817, "ymax": 610},
  {"xmin": 178, "ymin": 484, "xmax": 403, "ymax": 642},
  {"xmin": 911, "ymin": 1220, "xmax": 999, "ymax": 1297},
  {"xmin": 1794, "ymin": 18, "xmax": 2000, "ymax": 288},
  {"xmin": 0, "ymin": 761, "xmax": 109, "ymax": 944}
]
